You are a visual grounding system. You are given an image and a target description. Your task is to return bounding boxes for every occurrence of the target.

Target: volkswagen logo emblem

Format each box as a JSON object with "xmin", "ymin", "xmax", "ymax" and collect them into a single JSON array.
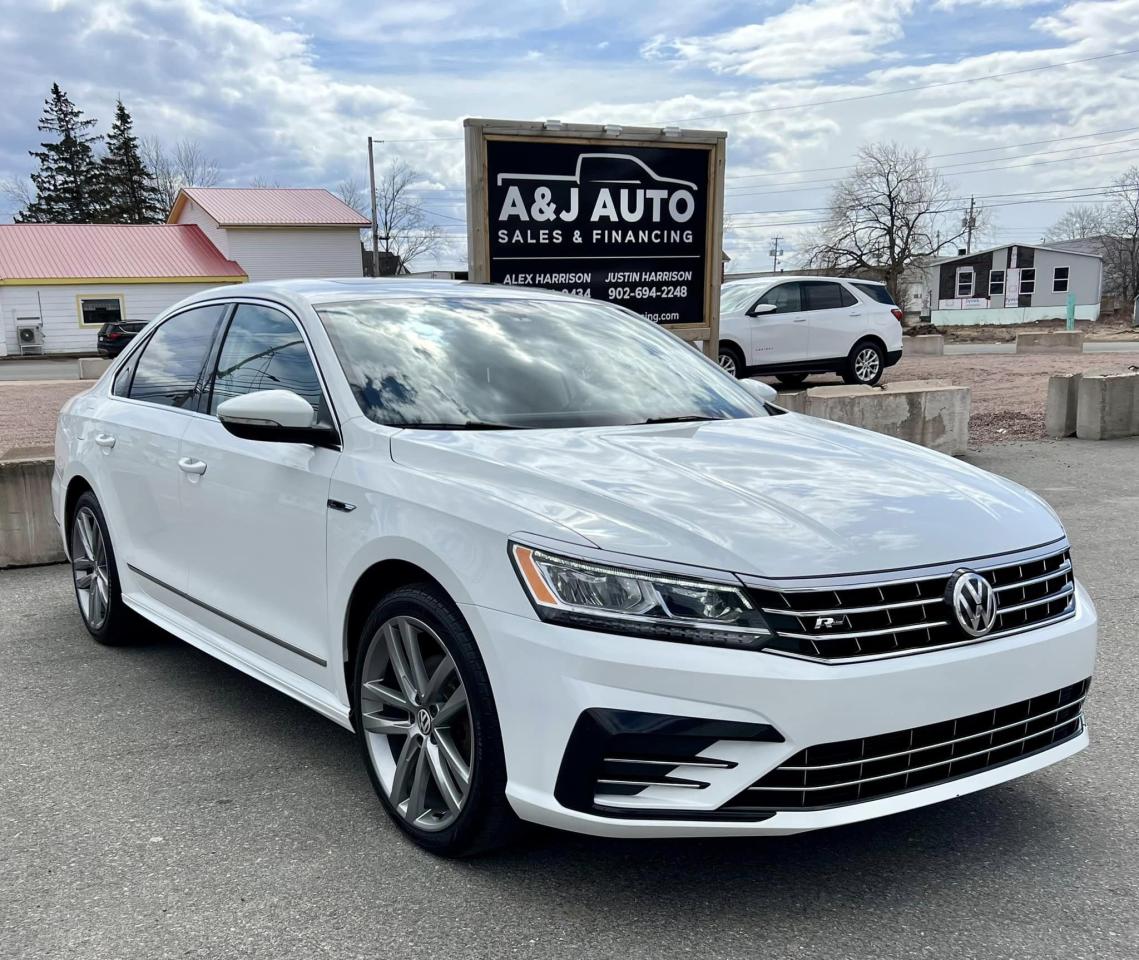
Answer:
[
  {"xmin": 416, "ymin": 708, "xmax": 433, "ymax": 736},
  {"xmin": 946, "ymin": 569, "xmax": 998, "ymax": 638}
]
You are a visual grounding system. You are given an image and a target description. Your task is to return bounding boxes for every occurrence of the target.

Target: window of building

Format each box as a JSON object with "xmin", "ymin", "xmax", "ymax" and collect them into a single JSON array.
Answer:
[
  {"xmin": 955, "ymin": 267, "xmax": 974, "ymax": 298},
  {"xmin": 128, "ymin": 304, "xmax": 228, "ymax": 409},
  {"xmin": 989, "ymin": 270, "xmax": 1005, "ymax": 296},
  {"xmin": 1053, "ymin": 265, "xmax": 1070, "ymax": 293},
  {"xmin": 1020, "ymin": 268, "xmax": 1036, "ymax": 295},
  {"xmin": 78, "ymin": 296, "xmax": 124, "ymax": 327}
]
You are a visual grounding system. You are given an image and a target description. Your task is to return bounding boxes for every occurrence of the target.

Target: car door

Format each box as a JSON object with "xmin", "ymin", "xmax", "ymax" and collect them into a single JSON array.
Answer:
[
  {"xmin": 746, "ymin": 281, "xmax": 808, "ymax": 366},
  {"xmin": 177, "ymin": 301, "xmax": 341, "ymax": 679},
  {"xmin": 90, "ymin": 303, "xmax": 229, "ymax": 600},
  {"xmin": 800, "ymin": 280, "xmax": 861, "ymax": 361}
]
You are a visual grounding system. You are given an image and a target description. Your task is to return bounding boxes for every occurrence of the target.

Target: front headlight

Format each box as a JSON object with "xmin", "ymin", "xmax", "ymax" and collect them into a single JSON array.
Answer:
[{"xmin": 510, "ymin": 543, "xmax": 771, "ymax": 650}]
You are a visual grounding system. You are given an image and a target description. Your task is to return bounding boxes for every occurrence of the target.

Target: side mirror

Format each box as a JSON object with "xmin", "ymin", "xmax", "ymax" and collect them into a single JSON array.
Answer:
[
  {"xmin": 217, "ymin": 389, "xmax": 339, "ymax": 447},
  {"xmin": 739, "ymin": 379, "xmax": 778, "ymax": 403},
  {"xmin": 746, "ymin": 302, "xmax": 777, "ymax": 317}
]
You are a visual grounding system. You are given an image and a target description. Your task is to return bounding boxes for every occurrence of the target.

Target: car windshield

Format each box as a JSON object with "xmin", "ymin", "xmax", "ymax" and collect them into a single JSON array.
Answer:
[
  {"xmin": 316, "ymin": 296, "xmax": 769, "ymax": 429},
  {"xmin": 720, "ymin": 283, "xmax": 768, "ymax": 313}
]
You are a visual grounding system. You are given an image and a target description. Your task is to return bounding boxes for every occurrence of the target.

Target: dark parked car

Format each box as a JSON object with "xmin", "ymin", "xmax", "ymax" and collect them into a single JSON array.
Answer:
[{"xmin": 97, "ymin": 320, "xmax": 148, "ymax": 357}]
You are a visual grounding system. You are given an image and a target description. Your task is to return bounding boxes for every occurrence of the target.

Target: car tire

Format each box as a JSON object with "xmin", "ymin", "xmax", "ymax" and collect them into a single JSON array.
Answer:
[
  {"xmin": 718, "ymin": 343, "xmax": 745, "ymax": 379},
  {"xmin": 776, "ymin": 373, "xmax": 808, "ymax": 388},
  {"xmin": 69, "ymin": 491, "xmax": 141, "ymax": 646},
  {"xmin": 843, "ymin": 340, "xmax": 885, "ymax": 386},
  {"xmin": 354, "ymin": 584, "xmax": 520, "ymax": 857}
]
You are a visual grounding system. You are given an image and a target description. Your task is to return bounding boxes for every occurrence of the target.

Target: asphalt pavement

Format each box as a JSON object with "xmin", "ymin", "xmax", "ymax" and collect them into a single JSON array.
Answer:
[{"xmin": 1, "ymin": 439, "xmax": 1136, "ymax": 960}]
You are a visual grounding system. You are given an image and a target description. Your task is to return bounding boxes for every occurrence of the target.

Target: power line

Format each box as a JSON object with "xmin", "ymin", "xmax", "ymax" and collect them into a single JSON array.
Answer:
[
  {"xmin": 670, "ymin": 48, "xmax": 1139, "ymax": 124},
  {"xmin": 723, "ymin": 125, "xmax": 1139, "ymax": 183}
]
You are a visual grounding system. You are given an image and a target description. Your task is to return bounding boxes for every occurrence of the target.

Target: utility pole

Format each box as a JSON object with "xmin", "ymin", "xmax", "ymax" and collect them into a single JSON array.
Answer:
[
  {"xmin": 367, "ymin": 136, "xmax": 380, "ymax": 276},
  {"xmin": 769, "ymin": 235, "xmax": 784, "ymax": 272},
  {"xmin": 964, "ymin": 196, "xmax": 976, "ymax": 254}
]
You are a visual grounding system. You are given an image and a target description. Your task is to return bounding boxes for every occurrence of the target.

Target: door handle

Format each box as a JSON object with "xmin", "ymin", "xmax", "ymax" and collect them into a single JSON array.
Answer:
[
  {"xmin": 849, "ymin": 311, "xmax": 864, "ymax": 317},
  {"xmin": 793, "ymin": 317, "xmax": 807, "ymax": 323},
  {"xmin": 178, "ymin": 457, "xmax": 207, "ymax": 476},
  {"xmin": 94, "ymin": 434, "xmax": 116, "ymax": 449}
]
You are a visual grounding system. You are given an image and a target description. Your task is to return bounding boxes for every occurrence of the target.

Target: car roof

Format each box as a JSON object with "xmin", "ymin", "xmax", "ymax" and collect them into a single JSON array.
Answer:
[
  {"xmin": 179, "ymin": 277, "xmax": 590, "ymax": 309},
  {"xmin": 723, "ymin": 275, "xmax": 884, "ymax": 287}
]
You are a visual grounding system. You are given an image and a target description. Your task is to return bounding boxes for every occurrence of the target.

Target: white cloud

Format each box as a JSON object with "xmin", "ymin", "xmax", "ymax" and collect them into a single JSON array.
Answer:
[{"xmin": 642, "ymin": 0, "xmax": 916, "ymax": 80}]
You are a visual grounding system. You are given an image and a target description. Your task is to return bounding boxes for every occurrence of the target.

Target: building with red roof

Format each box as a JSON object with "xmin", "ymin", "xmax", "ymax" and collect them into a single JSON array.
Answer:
[{"xmin": 1, "ymin": 187, "xmax": 366, "ymax": 355}]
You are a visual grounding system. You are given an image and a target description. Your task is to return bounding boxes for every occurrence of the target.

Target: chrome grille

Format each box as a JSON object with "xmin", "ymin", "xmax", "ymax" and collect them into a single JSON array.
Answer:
[
  {"xmin": 724, "ymin": 679, "xmax": 1089, "ymax": 811},
  {"xmin": 751, "ymin": 546, "xmax": 1074, "ymax": 662}
]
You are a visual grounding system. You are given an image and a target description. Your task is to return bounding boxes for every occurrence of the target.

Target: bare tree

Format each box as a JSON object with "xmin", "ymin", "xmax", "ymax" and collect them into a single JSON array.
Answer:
[
  {"xmin": 249, "ymin": 175, "xmax": 281, "ymax": 188},
  {"xmin": 372, "ymin": 160, "xmax": 448, "ymax": 270},
  {"xmin": 0, "ymin": 176, "xmax": 35, "ymax": 220},
  {"xmin": 1101, "ymin": 167, "xmax": 1139, "ymax": 305},
  {"xmin": 1042, "ymin": 204, "xmax": 1111, "ymax": 243},
  {"xmin": 141, "ymin": 136, "xmax": 221, "ymax": 215},
  {"xmin": 802, "ymin": 143, "xmax": 979, "ymax": 302},
  {"xmin": 335, "ymin": 176, "xmax": 367, "ymax": 215}
]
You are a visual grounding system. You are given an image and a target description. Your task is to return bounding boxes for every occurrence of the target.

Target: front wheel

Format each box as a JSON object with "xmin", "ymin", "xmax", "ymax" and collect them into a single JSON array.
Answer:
[
  {"xmin": 718, "ymin": 343, "xmax": 745, "ymax": 379},
  {"xmin": 354, "ymin": 585, "xmax": 519, "ymax": 857},
  {"xmin": 843, "ymin": 340, "xmax": 885, "ymax": 386}
]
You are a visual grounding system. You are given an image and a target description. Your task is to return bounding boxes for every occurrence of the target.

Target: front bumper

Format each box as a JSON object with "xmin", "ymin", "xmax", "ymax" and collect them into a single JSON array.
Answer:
[{"xmin": 461, "ymin": 581, "xmax": 1096, "ymax": 837}]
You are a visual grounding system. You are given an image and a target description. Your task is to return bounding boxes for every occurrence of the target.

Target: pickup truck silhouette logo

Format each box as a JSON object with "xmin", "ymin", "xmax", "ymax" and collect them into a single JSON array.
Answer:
[{"xmin": 496, "ymin": 153, "xmax": 697, "ymax": 225}]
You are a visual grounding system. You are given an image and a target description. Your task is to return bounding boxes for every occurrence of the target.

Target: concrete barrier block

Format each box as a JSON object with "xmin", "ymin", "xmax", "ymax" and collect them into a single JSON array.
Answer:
[
  {"xmin": 775, "ymin": 390, "xmax": 807, "ymax": 413},
  {"xmin": 907, "ymin": 334, "xmax": 944, "ymax": 356},
  {"xmin": 1015, "ymin": 331, "xmax": 1085, "ymax": 355},
  {"xmin": 1045, "ymin": 373, "xmax": 1082, "ymax": 438},
  {"xmin": 795, "ymin": 381, "xmax": 970, "ymax": 455},
  {"xmin": 1076, "ymin": 374, "xmax": 1138, "ymax": 440},
  {"xmin": 78, "ymin": 357, "xmax": 111, "ymax": 380},
  {"xmin": 0, "ymin": 457, "xmax": 64, "ymax": 568}
]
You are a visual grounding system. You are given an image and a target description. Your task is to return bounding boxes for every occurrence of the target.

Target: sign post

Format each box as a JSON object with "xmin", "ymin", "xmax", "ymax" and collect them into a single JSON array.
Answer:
[{"xmin": 464, "ymin": 119, "xmax": 727, "ymax": 359}]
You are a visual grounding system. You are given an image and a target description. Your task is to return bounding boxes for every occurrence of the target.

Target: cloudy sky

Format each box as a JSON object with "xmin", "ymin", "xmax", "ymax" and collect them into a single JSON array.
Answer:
[{"xmin": 1, "ymin": 0, "xmax": 1137, "ymax": 271}]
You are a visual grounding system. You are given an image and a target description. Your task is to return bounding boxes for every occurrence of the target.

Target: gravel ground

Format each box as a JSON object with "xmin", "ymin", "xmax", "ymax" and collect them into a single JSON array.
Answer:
[
  {"xmin": 0, "ymin": 381, "xmax": 89, "ymax": 459},
  {"xmin": 764, "ymin": 351, "xmax": 1139, "ymax": 445}
]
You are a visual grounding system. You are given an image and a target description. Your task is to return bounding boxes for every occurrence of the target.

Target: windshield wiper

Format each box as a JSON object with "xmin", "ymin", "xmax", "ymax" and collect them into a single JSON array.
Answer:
[
  {"xmin": 640, "ymin": 415, "xmax": 729, "ymax": 425},
  {"xmin": 396, "ymin": 420, "xmax": 527, "ymax": 430}
]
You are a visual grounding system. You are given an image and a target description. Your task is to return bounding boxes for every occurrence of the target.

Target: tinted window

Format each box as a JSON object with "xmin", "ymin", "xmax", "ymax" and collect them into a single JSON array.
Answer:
[
  {"xmin": 756, "ymin": 282, "xmax": 801, "ymax": 314},
  {"xmin": 801, "ymin": 281, "xmax": 847, "ymax": 311},
  {"xmin": 80, "ymin": 297, "xmax": 122, "ymax": 327},
  {"xmin": 853, "ymin": 282, "xmax": 895, "ymax": 305},
  {"xmin": 122, "ymin": 321, "xmax": 148, "ymax": 333},
  {"xmin": 317, "ymin": 297, "xmax": 767, "ymax": 429},
  {"xmin": 129, "ymin": 305, "xmax": 227, "ymax": 408},
  {"xmin": 208, "ymin": 304, "xmax": 329, "ymax": 422}
]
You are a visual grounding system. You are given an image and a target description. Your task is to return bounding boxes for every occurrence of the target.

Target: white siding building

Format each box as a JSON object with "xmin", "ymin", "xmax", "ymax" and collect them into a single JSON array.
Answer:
[
  {"xmin": 168, "ymin": 188, "xmax": 368, "ymax": 281},
  {"xmin": 1, "ymin": 188, "xmax": 370, "ymax": 355}
]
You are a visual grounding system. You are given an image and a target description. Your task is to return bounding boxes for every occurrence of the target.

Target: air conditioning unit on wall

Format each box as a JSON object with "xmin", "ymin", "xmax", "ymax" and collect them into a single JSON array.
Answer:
[{"xmin": 16, "ymin": 319, "xmax": 45, "ymax": 356}]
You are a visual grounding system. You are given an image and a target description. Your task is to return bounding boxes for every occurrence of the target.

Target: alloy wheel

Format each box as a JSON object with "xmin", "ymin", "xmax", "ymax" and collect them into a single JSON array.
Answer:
[
  {"xmin": 718, "ymin": 353, "xmax": 737, "ymax": 377},
  {"xmin": 853, "ymin": 347, "xmax": 881, "ymax": 384},
  {"xmin": 71, "ymin": 506, "xmax": 110, "ymax": 631},
  {"xmin": 360, "ymin": 616, "xmax": 473, "ymax": 832}
]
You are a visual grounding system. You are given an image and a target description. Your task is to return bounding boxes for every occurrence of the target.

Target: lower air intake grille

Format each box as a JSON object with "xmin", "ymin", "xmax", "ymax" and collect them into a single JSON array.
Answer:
[{"xmin": 723, "ymin": 679, "xmax": 1089, "ymax": 812}]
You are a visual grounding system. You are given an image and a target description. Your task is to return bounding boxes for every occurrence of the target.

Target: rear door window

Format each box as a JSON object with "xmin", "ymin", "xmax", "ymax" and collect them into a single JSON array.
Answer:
[
  {"xmin": 852, "ymin": 282, "xmax": 896, "ymax": 305},
  {"xmin": 755, "ymin": 282, "xmax": 802, "ymax": 314},
  {"xmin": 801, "ymin": 281, "xmax": 847, "ymax": 311},
  {"xmin": 128, "ymin": 305, "xmax": 228, "ymax": 409}
]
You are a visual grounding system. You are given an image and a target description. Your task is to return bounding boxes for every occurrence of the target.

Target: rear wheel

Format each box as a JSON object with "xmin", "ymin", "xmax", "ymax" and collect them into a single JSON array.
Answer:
[
  {"xmin": 354, "ymin": 585, "xmax": 519, "ymax": 857},
  {"xmin": 718, "ymin": 343, "xmax": 745, "ymax": 379},
  {"xmin": 69, "ymin": 492, "xmax": 139, "ymax": 645},
  {"xmin": 776, "ymin": 373, "xmax": 808, "ymax": 388},
  {"xmin": 843, "ymin": 340, "xmax": 885, "ymax": 386}
]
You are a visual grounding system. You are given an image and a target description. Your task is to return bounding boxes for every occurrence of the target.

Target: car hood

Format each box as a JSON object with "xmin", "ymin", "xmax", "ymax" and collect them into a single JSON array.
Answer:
[{"xmin": 389, "ymin": 413, "xmax": 1064, "ymax": 579}]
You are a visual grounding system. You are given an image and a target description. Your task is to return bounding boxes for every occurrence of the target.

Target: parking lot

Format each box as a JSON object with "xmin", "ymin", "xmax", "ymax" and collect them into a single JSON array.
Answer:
[{"xmin": 1, "ymin": 438, "xmax": 1135, "ymax": 960}]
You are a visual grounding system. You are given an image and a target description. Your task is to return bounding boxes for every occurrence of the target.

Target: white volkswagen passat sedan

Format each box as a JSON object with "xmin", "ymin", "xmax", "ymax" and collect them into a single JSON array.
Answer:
[
  {"xmin": 54, "ymin": 280, "xmax": 1095, "ymax": 856},
  {"xmin": 718, "ymin": 276, "xmax": 904, "ymax": 386}
]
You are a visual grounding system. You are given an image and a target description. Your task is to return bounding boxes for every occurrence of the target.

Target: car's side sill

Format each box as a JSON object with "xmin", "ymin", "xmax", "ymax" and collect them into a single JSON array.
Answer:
[
  {"xmin": 126, "ymin": 564, "xmax": 327, "ymax": 667},
  {"xmin": 121, "ymin": 589, "xmax": 352, "ymax": 731}
]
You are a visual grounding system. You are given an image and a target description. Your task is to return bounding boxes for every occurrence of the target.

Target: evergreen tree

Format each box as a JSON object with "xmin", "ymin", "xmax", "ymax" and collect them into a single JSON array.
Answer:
[
  {"xmin": 17, "ymin": 83, "xmax": 102, "ymax": 223},
  {"xmin": 99, "ymin": 99, "xmax": 163, "ymax": 223}
]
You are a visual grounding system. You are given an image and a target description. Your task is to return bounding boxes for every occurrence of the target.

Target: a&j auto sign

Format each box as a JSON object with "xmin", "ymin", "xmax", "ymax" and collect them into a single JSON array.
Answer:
[{"xmin": 464, "ymin": 119, "xmax": 727, "ymax": 355}]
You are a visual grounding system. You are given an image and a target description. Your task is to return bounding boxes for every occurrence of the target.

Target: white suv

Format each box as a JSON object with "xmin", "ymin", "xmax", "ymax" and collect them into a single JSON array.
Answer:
[
  {"xmin": 718, "ymin": 276, "xmax": 904, "ymax": 386},
  {"xmin": 54, "ymin": 279, "xmax": 1094, "ymax": 856}
]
